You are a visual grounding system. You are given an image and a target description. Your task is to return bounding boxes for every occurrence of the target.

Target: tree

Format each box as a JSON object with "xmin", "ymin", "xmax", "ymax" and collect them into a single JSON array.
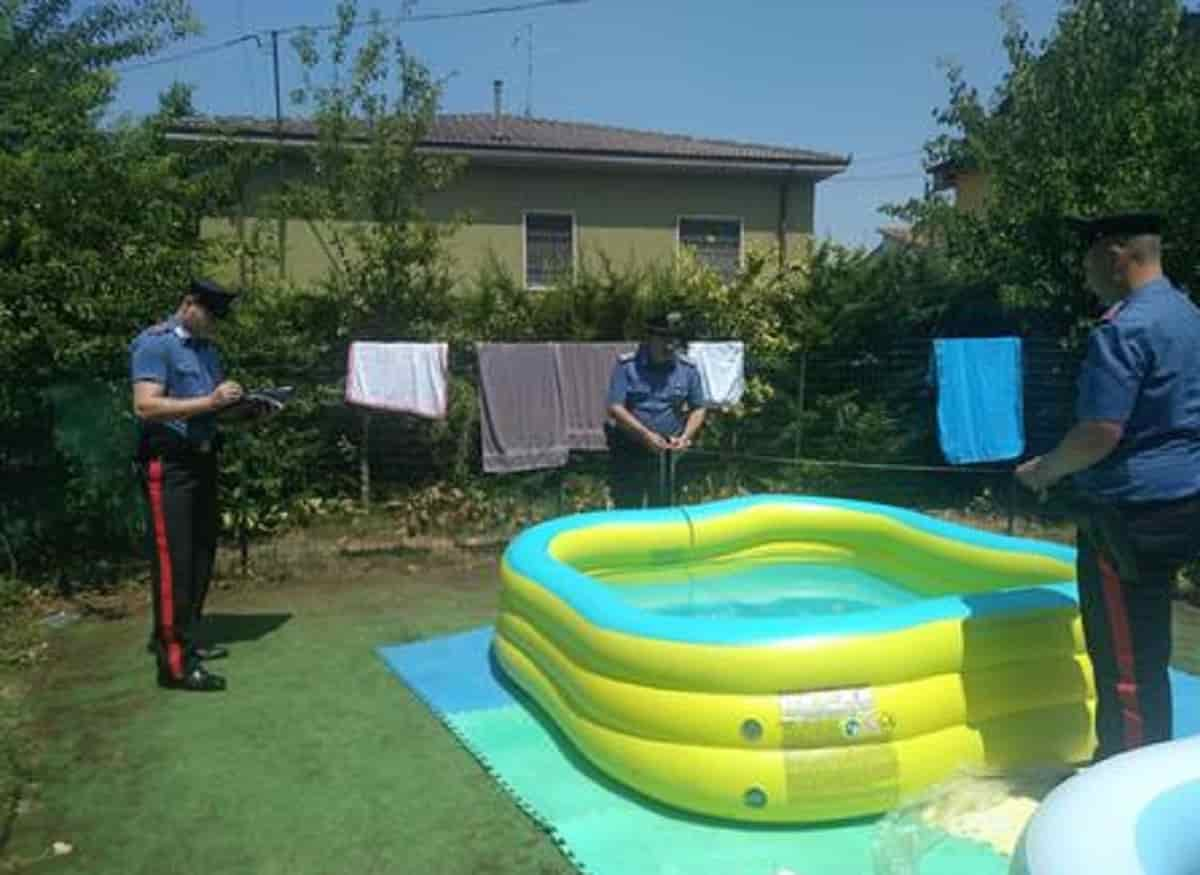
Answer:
[
  {"xmin": 0, "ymin": 1, "xmax": 208, "ymax": 575},
  {"xmin": 0, "ymin": 0, "xmax": 202, "ymax": 387},
  {"xmin": 895, "ymin": 0, "xmax": 1200, "ymax": 337},
  {"xmin": 283, "ymin": 0, "xmax": 464, "ymax": 345},
  {"xmin": 157, "ymin": 79, "xmax": 196, "ymax": 118}
]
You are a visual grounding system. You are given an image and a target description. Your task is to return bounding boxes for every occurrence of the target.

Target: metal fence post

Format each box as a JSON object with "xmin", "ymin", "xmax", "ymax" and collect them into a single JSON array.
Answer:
[
  {"xmin": 1007, "ymin": 472, "xmax": 1017, "ymax": 535},
  {"xmin": 360, "ymin": 411, "xmax": 372, "ymax": 511},
  {"xmin": 557, "ymin": 466, "xmax": 566, "ymax": 517},
  {"xmin": 794, "ymin": 349, "xmax": 808, "ymax": 460}
]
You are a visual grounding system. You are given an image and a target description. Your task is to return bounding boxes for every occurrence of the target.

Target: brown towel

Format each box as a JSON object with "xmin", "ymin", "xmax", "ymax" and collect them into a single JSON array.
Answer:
[
  {"xmin": 554, "ymin": 342, "xmax": 637, "ymax": 451},
  {"xmin": 477, "ymin": 343, "xmax": 569, "ymax": 473}
]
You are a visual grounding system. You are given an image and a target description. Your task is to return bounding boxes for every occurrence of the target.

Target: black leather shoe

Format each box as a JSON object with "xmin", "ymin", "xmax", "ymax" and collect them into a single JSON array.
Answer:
[
  {"xmin": 191, "ymin": 645, "xmax": 229, "ymax": 661},
  {"xmin": 158, "ymin": 665, "xmax": 227, "ymax": 692}
]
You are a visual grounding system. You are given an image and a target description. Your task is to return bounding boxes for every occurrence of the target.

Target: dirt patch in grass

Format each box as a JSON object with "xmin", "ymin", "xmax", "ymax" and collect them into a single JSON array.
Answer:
[
  {"xmin": 0, "ymin": 593, "xmax": 46, "ymax": 870},
  {"xmin": 0, "ymin": 677, "xmax": 33, "ymax": 866}
]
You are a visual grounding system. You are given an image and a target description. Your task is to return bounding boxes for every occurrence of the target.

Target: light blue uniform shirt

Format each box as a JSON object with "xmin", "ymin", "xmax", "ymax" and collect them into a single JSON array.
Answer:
[
  {"xmin": 129, "ymin": 317, "xmax": 224, "ymax": 445},
  {"xmin": 1074, "ymin": 278, "xmax": 1200, "ymax": 501},
  {"xmin": 607, "ymin": 345, "xmax": 704, "ymax": 438}
]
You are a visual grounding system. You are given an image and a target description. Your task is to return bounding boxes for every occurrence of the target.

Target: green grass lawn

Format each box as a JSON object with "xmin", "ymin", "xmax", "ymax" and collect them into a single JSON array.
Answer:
[
  {"xmin": 1, "ymin": 532, "xmax": 574, "ymax": 875},
  {"xmin": 2, "ymin": 517, "xmax": 1199, "ymax": 874}
]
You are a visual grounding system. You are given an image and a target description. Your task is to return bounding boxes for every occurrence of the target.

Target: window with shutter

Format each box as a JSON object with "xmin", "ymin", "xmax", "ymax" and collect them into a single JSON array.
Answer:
[
  {"xmin": 524, "ymin": 212, "xmax": 575, "ymax": 288},
  {"xmin": 678, "ymin": 217, "xmax": 742, "ymax": 280}
]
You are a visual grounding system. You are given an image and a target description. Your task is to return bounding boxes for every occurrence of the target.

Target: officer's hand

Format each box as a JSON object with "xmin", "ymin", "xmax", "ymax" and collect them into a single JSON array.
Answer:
[
  {"xmin": 645, "ymin": 432, "xmax": 670, "ymax": 452},
  {"xmin": 1015, "ymin": 456, "xmax": 1054, "ymax": 498},
  {"xmin": 668, "ymin": 435, "xmax": 693, "ymax": 451},
  {"xmin": 210, "ymin": 381, "xmax": 244, "ymax": 410}
]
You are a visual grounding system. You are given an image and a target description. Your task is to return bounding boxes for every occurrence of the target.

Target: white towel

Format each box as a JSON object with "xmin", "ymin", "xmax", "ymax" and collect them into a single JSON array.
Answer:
[
  {"xmin": 687, "ymin": 341, "xmax": 746, "ymax": 408},
  {"xmin": 345, "ymin": 342, "xmax": 449, "ymax": 419}
]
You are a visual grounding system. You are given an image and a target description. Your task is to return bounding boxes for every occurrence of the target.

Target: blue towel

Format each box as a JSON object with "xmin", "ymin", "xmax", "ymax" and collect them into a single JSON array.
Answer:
[{"xmin": 934, "ymin": 338, "xmax": 1025, "ymax": 464}]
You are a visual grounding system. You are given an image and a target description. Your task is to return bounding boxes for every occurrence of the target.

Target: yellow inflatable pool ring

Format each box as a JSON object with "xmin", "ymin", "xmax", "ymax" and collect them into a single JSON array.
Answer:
[{"xmin": 495, "ymin": 495, "xmax": 1095, "ymax": 823}]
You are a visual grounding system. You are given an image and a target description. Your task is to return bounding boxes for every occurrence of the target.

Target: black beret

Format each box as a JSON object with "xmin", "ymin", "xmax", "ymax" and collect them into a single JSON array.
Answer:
[
  {"xmin": 189, "ymin": 278, "xmax": 238, "ymax": 318},
  {"xmin": 645, "ymin": 311, "xmax": 687, "ymax": 337},
  {"xmin": 1065, "ymin": 211, "xmax": 1164, "ymax": 246}
]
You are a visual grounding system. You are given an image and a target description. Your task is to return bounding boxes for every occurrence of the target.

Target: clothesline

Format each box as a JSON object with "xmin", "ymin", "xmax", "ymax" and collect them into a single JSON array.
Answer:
[
  {"xmin": 343, "ymin": 340, "xmax": 747, "ymax": 473},
  {"xmin": 342, "ymin": 337, "xmax": 1028, "ymax": 493}
]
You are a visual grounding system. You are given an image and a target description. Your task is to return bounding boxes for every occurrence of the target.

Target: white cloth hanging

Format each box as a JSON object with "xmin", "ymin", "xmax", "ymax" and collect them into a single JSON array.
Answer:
[
  {"xmin": 686, "ymin": 341, "xmax": 746, "ymax": 408},
  {"xmin": 345, "ymin": 342, "xmax": 449, "ymax": 419}
]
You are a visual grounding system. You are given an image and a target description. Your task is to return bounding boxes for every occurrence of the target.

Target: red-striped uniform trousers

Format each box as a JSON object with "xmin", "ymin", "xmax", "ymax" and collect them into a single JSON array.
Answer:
[
  {"xmin": 138, "ymin": 451, "xmax": 218, "ymax": 682},
  {"xmin": 1076, "ymin": 494, "xmax": 1200, "ymax": 761}
]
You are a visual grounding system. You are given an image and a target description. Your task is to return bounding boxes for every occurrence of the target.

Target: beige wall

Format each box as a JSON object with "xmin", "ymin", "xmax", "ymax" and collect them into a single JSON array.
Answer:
[
  {"xmin": 422, "ymin": 164, "xmax": 815, "ymax": 287},
  {"xmin": 212, "ymin": 157, "xmax": 817, "ymax": 288},
  {"xmin": 951, "ymin": 169, "xmax": 990, "ymax": 215}
]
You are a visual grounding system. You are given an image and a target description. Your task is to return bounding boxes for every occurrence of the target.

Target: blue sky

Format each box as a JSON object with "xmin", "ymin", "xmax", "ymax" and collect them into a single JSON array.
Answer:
[{"xmin": 113, "ymin": 0, "xmax": 1066, "ymax": 248}]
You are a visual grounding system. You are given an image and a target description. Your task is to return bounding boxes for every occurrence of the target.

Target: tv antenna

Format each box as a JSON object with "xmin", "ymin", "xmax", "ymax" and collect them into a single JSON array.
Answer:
[{"xmin": 513, "ymin": 23, "xmax": 534, "ymax": 117}]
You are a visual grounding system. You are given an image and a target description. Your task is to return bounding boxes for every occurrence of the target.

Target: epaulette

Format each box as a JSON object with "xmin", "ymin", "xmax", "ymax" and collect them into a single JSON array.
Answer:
[{"xmin": 618, "ymin": 351, "xmax": 636, "ymax": 362}]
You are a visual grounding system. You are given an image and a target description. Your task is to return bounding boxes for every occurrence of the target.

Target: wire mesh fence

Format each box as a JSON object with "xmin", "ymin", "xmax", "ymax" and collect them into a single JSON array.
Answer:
[{"xmin": 2, "ymin": 336, "xmax": 1084, "ymax": 576}]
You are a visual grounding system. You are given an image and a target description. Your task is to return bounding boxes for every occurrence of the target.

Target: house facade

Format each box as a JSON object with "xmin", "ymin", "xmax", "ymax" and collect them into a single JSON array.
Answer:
[
  {"xmin": 166, "ymin": 104, "xmax": 849, "ymax": 289},
  {"xmin": 928, "ymin": 159, "xmax": 989, "ymax": 216}
]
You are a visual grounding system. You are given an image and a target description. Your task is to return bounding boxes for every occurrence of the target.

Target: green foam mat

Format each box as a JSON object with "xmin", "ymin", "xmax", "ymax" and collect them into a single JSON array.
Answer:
[{"xmin": 378, "ymin": 626, "xmax": 1010, "ymax": 875}]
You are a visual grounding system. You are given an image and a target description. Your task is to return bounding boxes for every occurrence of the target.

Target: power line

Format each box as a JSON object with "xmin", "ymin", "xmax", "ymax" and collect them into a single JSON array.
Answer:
[
  {"xmin": 281, "ymin": 0, "xmax": 587, "ymax": 36},
  {"xmin": 825, "ymin": 171, "xmax": 927, "ymax": 184},
  {"xmin": 117, "ymin": 0, "xmax": 587, "ymax": 73},
  {"xmin": 118, "ymin": 34, "xmax": 262, "ymax": 72},
  {"xmin": 848, "ymin": 148, "xmax": 924, "ymax": 165}
]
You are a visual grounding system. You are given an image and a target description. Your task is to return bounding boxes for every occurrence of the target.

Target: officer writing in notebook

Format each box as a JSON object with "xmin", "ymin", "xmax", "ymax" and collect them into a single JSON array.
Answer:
[
  {"xmin": 130, "ymin": 278, "xmax": 261, "ymax": 692},
  {"xmin": 1015, "ymin": 212, "xmax": 1200, "ymax": 760},
  {"xmin": 605, "ymin": 311, "xmax": 706, "ymax": 509}
]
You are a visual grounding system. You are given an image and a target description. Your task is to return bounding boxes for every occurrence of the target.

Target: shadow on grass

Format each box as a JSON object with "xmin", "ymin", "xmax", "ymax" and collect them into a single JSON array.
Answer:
[{"xmin": 202, "ymin": 612, "xmax": 292, "ymax": 645}]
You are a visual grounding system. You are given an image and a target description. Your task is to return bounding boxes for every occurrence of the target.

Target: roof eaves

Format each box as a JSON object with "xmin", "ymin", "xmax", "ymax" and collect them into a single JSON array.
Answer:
[{"xmin": 165, "ymin": 126, "xmax": 850, "ymax": 176}]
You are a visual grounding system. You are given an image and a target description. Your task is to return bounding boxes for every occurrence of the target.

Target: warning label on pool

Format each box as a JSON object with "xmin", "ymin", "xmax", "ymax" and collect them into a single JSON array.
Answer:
[
  {"xmin": 779, "ymin": 687, "xmax": 893, "ymax": 746},
  {"xmin": 784, "ymin": 746, "xmax": 900, "ymax": 810}
]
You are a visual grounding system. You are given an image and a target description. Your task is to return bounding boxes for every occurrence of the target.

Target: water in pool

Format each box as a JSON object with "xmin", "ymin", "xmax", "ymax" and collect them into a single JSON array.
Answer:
[{"xmin": 599, "ymin": 561, "xmax": 921, "ymax": 620}]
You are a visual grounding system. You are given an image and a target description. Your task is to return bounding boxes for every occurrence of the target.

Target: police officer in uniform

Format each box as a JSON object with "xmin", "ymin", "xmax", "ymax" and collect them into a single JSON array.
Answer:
[
  {"xmin": 130, "ymin": 279, "xmax": 244, "ymax": 692},
  {"xmin": 1016, "ymin": 212, "xmax": 1200, "ymax": 760},
  {"xmin": 605, "ymin": 312, "xmax": 707, "ymax": 509}
]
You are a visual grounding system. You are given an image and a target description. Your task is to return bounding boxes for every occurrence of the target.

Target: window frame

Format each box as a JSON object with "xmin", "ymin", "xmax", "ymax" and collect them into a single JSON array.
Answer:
[
  {"xmin": 522, "ymin": 210, "xmax": 577, "ymax": 290},
  {"xmin": 675, "ymin": 214, "xmax": 745, "ymax": 278}
]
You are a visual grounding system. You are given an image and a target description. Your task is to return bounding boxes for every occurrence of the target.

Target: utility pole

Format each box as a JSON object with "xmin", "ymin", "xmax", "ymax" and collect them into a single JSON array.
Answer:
[{"xmin": 270, "ymin": 29, "xmax": 287, "ymax": 274}]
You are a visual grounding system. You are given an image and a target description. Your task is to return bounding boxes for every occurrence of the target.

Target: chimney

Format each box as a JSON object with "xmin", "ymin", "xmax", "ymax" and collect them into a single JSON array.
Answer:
[{"xmin": 492, "ymin": 79, "xmax": 505, "ymax": 140}]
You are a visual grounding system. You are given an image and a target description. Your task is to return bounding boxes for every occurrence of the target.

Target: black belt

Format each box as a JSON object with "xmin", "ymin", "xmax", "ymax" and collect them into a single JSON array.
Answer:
[
  {"xmin": 1052, "ymin": 488, "xmax": 1139, "ymax": 583},
  {"xmin": 136, "ymin": 428, "xmax": 219, "ymax": 462}
]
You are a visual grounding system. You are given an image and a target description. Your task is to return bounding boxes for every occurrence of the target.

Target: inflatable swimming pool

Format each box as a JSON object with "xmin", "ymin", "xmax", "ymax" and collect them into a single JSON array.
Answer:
[
  {"xmin": 1011, "ymin": 736, "xmax": 1200, "ymax": 874},
  {"xmin": 494, "ymin": 495, "xmax": 1096, "ymax": 823}
]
